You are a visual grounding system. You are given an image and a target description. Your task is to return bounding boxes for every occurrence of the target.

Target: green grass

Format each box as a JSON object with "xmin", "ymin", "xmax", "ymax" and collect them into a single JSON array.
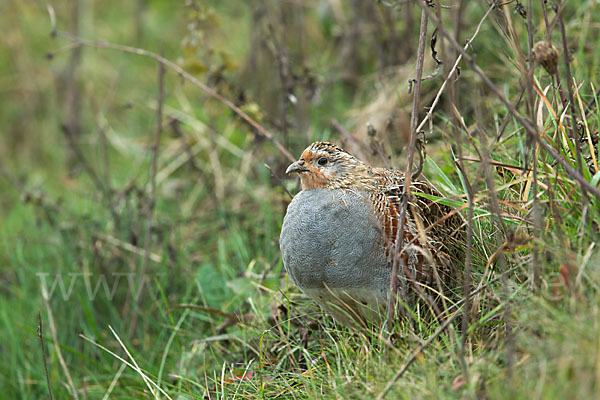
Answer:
[{"xmin": 1, "ymin": 0, "xmax": 600, "ymax": 398}]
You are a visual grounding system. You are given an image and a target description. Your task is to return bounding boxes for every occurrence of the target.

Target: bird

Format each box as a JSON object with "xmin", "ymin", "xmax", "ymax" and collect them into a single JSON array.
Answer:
[{"xmin": 279, "ymin": 141, "xmax": 464, "ymax": 327}]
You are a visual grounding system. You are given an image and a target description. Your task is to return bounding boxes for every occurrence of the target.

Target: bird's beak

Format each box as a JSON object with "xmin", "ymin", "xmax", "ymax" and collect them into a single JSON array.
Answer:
[{"xmin": 286, "ymin": 161, "xmax": 309, "ymax": 174}]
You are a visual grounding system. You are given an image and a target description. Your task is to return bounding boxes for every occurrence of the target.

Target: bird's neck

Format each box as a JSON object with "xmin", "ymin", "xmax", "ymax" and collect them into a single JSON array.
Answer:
[{"xmin": 301, "ymin": 163, "xmax": 377, "ymax": 191}]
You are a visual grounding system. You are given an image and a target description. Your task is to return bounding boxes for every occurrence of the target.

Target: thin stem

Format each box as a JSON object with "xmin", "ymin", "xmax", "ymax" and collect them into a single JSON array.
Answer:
[
  {"xmin": 387, "ymin": 7, "xmax": 429, "ymax": 326},
  {"xmin": 38, "ymin": 313, "xmax": 54, "ymax": 400},
  {"xmin": 53, "ymin": 31, "xmax": 295, "ymax": 162}
]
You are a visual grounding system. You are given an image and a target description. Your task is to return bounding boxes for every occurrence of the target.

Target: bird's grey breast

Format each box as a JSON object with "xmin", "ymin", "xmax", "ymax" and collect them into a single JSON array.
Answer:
[{"xmin": 279, "ymin": 188, "xmax": 389, "ymax": 292}]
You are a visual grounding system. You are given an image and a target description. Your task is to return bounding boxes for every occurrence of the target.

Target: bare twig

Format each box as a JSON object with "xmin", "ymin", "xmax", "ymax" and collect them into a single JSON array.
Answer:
[
  {"xmin": 42, "ymin": 300, "xmax": 79, "ymax": 399},
  {"xmin": 454, "ymin": 53, "xmax": 475, "ymax": 395},
  {"xmin": 428, "ymin": 1, "xmax": 472, "ymax": 381},
  {"xmin": 51, "ymin": 31, "xmax": 295, "ymax": 162},
  {"xmin": 539, "ymin": 0, "xmax": 551, "ymax": 40},
  {"xmin": 479, "ymin": 118, "xmax": 514, "ymax": 378},
  {"xmin": 432, "ymin": 0, "xmax": 475, "ymax": 383},
  {"xmin": 387, "ymin": 7, "xmax": 429, "ymax": 326},
  {"xmin": 37, "ymin": 313, "xmax": 54, "ymax": 400},
  {"xmin": 407, "ymin": 28, "xmax": 442, "ymax": 93},
  {"xmin": 528, "ymin": 0, "xmax": 541, "ymax": 288},
  {"xmin": 264, "ymin": 163, "xmax": 293, "ymax": 199}
]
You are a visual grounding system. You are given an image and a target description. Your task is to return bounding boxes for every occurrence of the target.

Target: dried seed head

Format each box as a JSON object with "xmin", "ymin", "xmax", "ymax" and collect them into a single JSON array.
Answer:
[
  {"xmin": 533, "ymin": 40, "xmax": 560, "ymax": 75},
  {"xmin": 515, "ymin": 1, "xmax": 527, "ymax": 19}
]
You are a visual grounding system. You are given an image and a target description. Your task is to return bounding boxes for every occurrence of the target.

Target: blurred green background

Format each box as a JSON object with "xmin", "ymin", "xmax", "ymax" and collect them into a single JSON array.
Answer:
[{"xmin": 2, "ymin": 0, "xmax": 600, "ymax": 398}]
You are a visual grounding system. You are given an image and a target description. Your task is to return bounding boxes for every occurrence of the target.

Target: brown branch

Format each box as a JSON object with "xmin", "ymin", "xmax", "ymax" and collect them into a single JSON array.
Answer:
[
  {"xmin": 51, "ymin": 31, "xmax": 295, "ymax": 162},
  {"xmin": 441, "ymin": 1, "xmax": 476, "ymax": 382},
  {"xmin": 42, "ymin": 298, "xmax": 79, "ymax": 399},
  {"xmin": 37, "ymin": 313, "xmax": 54, "ymax": 400},
  {"xmin": 387, "ymin": 7, "xmax": 429, "ymax": 327},
  {"xmin": 264, "ymin": 163, "xmax": 293, "ymax": 199},
  {"xmin": 529, "ymin": 0, "xmax": 542, "ymax": 289}
]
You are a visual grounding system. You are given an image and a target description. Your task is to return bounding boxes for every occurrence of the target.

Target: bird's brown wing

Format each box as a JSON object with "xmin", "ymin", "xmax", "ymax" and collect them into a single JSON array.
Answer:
[{"xmin": 370, "ymin": 169, "xmax": 464, "ymax": 284}]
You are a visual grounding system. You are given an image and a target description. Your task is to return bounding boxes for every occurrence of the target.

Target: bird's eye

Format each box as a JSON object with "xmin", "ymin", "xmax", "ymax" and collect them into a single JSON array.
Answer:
[{"xmin": 317, "ymin": 157, "xmax": 328, "ymax": 166}]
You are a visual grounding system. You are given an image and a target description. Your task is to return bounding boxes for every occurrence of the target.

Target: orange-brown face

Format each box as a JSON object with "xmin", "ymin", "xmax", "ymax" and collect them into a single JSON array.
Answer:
[{"xmin": 286, "ymin": 142, "xmax": 372, "ymax": 190}]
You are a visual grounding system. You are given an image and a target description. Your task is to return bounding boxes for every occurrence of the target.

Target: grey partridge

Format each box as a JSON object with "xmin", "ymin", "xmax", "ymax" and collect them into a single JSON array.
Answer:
[{"xmin": 279, "ymin": 141, "xmax": 463, "ymax": 327}]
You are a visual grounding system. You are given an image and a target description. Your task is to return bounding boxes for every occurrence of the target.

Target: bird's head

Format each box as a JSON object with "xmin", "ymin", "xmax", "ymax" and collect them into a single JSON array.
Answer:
[{"xmin": 286, "ymin": 142, "xmax": 373, "ymax": 190}]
